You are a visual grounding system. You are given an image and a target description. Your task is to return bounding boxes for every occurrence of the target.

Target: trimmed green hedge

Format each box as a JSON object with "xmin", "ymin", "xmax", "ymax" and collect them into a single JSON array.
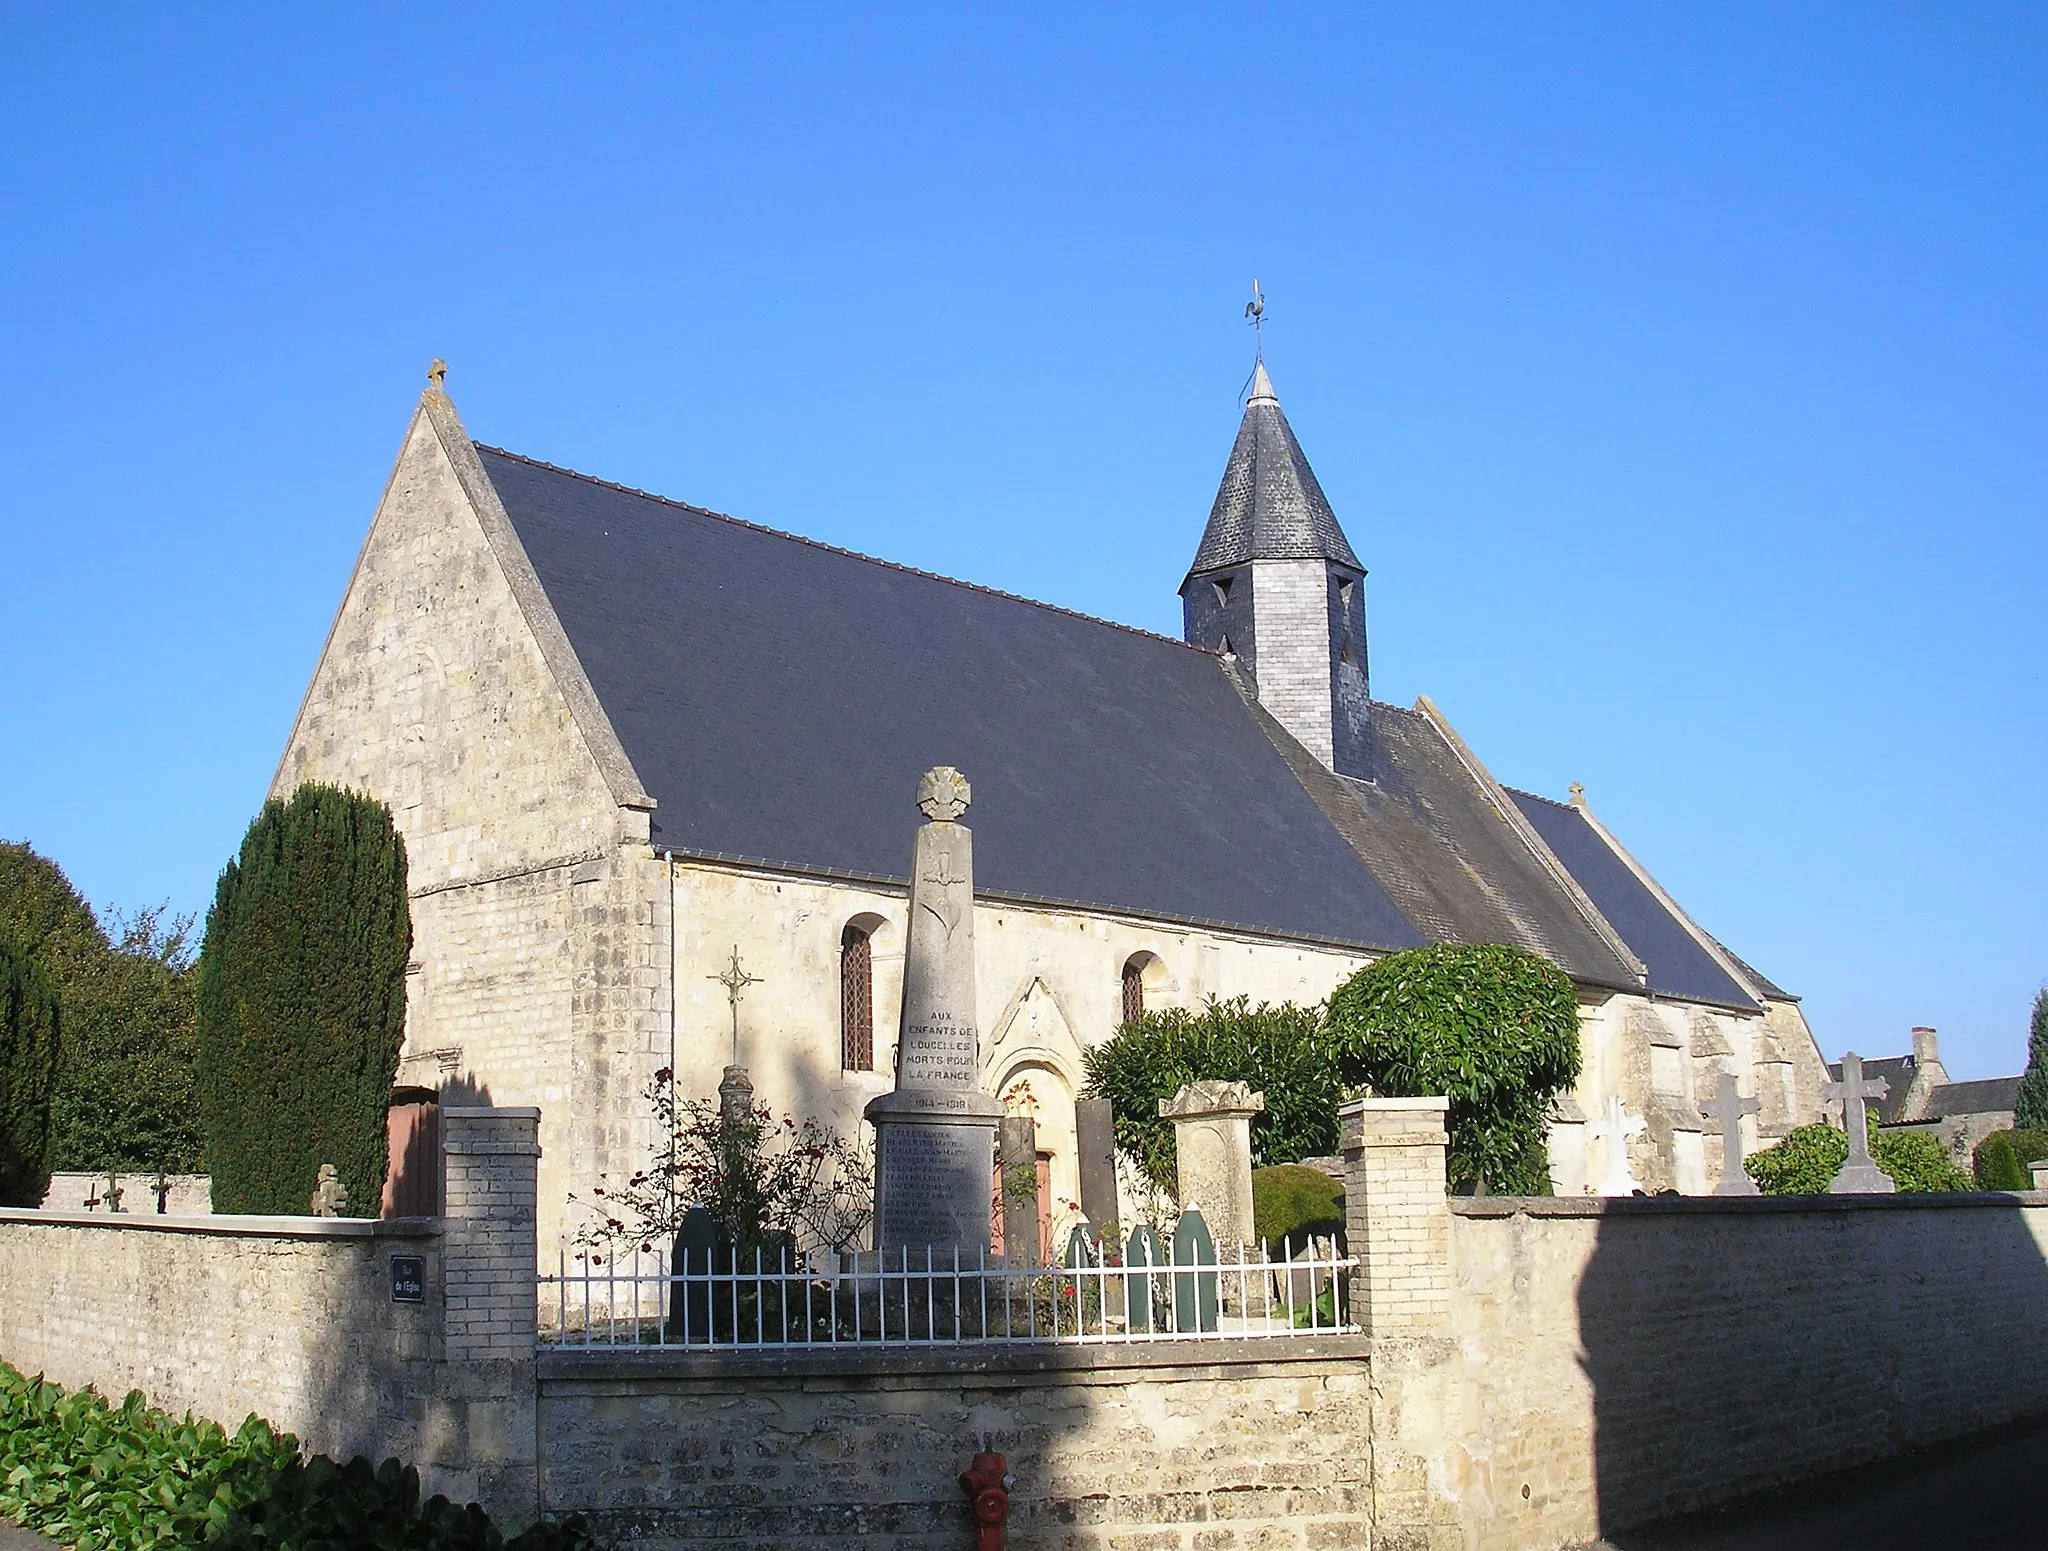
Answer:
[
  {"xmin": 0, "ymin": 930, "xmax": 61, "ymax": 1207},
  {"xmin": 1974, "ymin": 1128, "xmax": 2048, "ymax": 1191},
  {"xmin": 1251, "ymin": 1164, "xmax": 1343, "ymax": 1255},
  {"xmin": 1324, "ymin": 943, "xmax": 1579, "ymax": 1194},
  {"xmin": 0, "ymin": 1363, "xmax": 591, "ymax": 1550},
  {"xmin": 1745, "ymin": 1118, "xmax": 1975, "ymax": 1195},
  {"xmin": 196, "ymin": 786, "xmax": 411, "ymax": 1215}
]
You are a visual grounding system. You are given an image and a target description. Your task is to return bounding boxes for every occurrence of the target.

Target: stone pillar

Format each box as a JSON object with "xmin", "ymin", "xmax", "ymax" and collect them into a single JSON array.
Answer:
[
  {"xmin": 1338, "ymin": 1096, "xmax": 1451, "ymax": 1336},
  {"xmin": 1158, "ymin": 1080, "xmax": 1264, "ymax": 1253},
  {"xmin": 1075, "ymin": 1096, "xmax": 1120, "ymax": 1237},
  {"xmin": 437, "ymin": 1107, "xmax": 541, "ymax": 1528}
]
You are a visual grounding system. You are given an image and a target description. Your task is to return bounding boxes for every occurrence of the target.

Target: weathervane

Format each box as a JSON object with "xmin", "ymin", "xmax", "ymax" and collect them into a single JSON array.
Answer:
[
  {"xmin": 1244, "ymin": 279, "xmax": 1266, "ymax": 361},
  {"xmin": 708, "ymin": 945, "xmax": 762, "ymax": 1066}
]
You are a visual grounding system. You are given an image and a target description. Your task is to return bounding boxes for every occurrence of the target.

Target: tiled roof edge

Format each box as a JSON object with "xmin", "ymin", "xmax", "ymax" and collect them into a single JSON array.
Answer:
[{"xmin": 477, "ymin": 445, "xmax": 1210, "ymax": 656}]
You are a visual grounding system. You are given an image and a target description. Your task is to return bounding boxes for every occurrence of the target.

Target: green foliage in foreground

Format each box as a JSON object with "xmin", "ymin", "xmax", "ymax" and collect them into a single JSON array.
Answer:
[
  {"xmin": 1082, "ymin": 997, "xmax": 1342, "ymax": 1200},
  {"xmin": 0, "ymin": 1363, "xmax": 593, "ymax": 1550},
  {"xmin": 1251, "ymin": 1164, "xmax": 1344, "ymax": 1255},
  {"xmin": 1324, "ymin": 943, "xmax": 1580, "ymax": 1194},
  {"xmin": 1745, "ymin": 1118, "xmax": 1976, "ymax": 1195},
  {"xmin": 1974, "ymin": 1128, "xmax": 2048, "ymax": 1191},
  {"xmin": 0, "ymin": 1362, "xmax": 296, "ymax": 1549},
  {"xmin": 0, "ymin": 931, "xmax": 62, "ymax": 1207}
]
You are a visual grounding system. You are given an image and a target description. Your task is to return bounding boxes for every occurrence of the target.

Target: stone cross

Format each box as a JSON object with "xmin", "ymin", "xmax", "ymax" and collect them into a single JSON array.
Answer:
[
  {"xmin": 1823, "ymin": 1052, "xmax": 1896, "ymax": 1194},
  {"xmin": 1586, "ymin": 1096, "xmax": 1646, "ymax": 1196},
  {"xmin": 310, "ymin": 1163, "xmax": 349, "ymax": 1217},
  {"xmin": 1699, "ymin": 1071, "xmax": 1762, "ymax": 1196},
  {"xmin": 863, "ymin": 767, "xmax": 1005, "ymax": 1253},
  {"xmin": 708, "ymin": 946, "xmax": 762, "ymax": 1068}
]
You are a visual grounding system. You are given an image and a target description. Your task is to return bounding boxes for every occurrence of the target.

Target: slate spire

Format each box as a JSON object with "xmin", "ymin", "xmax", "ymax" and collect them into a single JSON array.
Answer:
[{"xmin": 1180, "ymin": 363, "xmax": 1372, "ymax": 780}]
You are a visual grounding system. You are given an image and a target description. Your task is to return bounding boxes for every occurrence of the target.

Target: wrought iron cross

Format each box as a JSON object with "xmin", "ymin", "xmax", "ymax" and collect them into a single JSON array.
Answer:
[{"xmin": 708, "ymin": 945, "xmax": 762, "ymax": 1067}]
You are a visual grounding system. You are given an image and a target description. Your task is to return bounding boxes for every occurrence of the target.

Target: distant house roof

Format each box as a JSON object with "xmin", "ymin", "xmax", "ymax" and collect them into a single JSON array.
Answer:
[
  {"xmin": 473, "ymin": 441, "xmax": 1774, "ymax": 1000},
  {"xmin": 1505, "ymin": 789, "xmax": 1761, "ymax": 1010},
  {"xmin": 1827, "ymin": 1056, "xmax": 1920, "ymax": 1125},
  {"xmin": 1925, "ymin": 1077, "xmax": 2022, "ymax": 1120}
]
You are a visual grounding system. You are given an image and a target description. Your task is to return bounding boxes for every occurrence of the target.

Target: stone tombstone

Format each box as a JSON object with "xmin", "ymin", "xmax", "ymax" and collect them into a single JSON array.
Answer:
[
  {"xmin": 1169, "ymin": 1205, "xmax": 1221, "ymax": 1333},
  {"xmin": 1701, "ymin": 1070, "xmax": 1762, "ymax": 1197},
  {"xmin": 1076, "ymin": 1096, "xmax": 1120, "ymax": 1236},
  {"xmin": 1587, "ymin": 1096, "xmax": 1646, "ymax": 1196},
  {"xmin": 998, "ymin": 1113, "xmax": 1042, "ymax": 1265},
  {"xmin": 864, "ymin": 767, "xmax": 1005, "ymax": 1254},
  {"xmin": 1824, "ymin": 1051, "xmax": 1896, "ymax": 1195},
  {"xmin": 310, "ymin": 1163, "xmax": 349, "ymax": 1217},
  {"xmin": 1158, "ymin": 1079, "xmax": 1264, "ymax": 1252}
]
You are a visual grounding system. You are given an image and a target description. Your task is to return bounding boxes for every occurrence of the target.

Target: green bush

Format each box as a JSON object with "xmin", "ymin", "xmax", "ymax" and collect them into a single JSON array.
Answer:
[
  {"xmin": 0, "ymin": 1362, "xmax": 591, "ymax": 1551},
  {"xmin": 216, "ymin": 1453, "xmax": 592, "ymax": 1551},
  {"xmin": 1746, "ymin": 1118, "xmax": 1976, "ymax": 1195},
  {"xmin": 0, "ymin": 932, "xmax": 61, "ymax": 1207},
  {"xmin": 0, "ymin": 843, "xmax": 205, "ymax": 1174},
  {"xmin": 1251, "ymin": 1164, "xmax": 1343, "ymax": 1255},
  {"xmin": 1082, "ymin": 997, "xmax": 1341, "ymax": 1200},
  {"xmin": 0, "ymin": 1362, "xmax": 296, "ymax": 1549},
  {"xmin": 196, "ymin": 786, "xmax": 411, "ymax": 1215},
  {"xmin": 2018, "ymin": 989, "xmax": 2048, "ymax": 1132},
  {"xmin": 1976, "ymin": 1130, "xmax": 2031, "ymax": 1191},
  {"xmin": 1324, "ymin": 943, "xmax": 1580, "ymax": 1193}
]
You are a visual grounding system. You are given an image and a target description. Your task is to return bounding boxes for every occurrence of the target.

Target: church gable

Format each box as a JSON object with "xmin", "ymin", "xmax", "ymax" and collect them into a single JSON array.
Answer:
[{"xmin": 274, "ymin": 390, "xmax": 640, "ymax": 892}]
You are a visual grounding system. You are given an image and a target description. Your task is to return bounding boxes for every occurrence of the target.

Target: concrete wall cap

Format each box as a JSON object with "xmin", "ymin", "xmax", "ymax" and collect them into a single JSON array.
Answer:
[
  {"xmin": 0, "ymin": 1207, "xmax": 440, "ymax": 1239},
  {"xmin": 1338, "ymin": 1096, "xmax": 1451, "ymax": 1115},
  {"xmin": 443, "ymin": 1107, "xmax": 542, "ymax": 1119}
]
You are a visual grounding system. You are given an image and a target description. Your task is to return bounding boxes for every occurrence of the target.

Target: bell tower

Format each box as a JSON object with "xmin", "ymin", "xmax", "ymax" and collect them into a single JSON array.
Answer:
[{"xmin": 1180, "ymin": 362, "xmax": 1371, "ymax": 779}]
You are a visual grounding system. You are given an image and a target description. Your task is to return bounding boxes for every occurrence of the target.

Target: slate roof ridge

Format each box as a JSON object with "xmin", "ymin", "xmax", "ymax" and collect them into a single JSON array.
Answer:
[
  {"xmin": 475, "ymin": 444, "xmax": 1208, "ymax": 655},
  {"xmin": 1500, "ymin": 782, "xmax": 1574, "ymax": 810}
]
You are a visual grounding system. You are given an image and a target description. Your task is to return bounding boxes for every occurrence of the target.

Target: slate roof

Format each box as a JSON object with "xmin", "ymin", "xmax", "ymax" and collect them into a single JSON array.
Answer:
[
  {"xmin": 1827, "ymin": 1056, "xmax": 1918, "ymax": 1124},
  {"xmin": 1925, "ymin": 1077, "xmax": 2022, "ymax": 1120},
  {"xmin": 478, "ymin": 447, "xmax": 1421, "ymax": 950},
  {"xmin": 1505, "ymin": 789, "xmax": 1761, "ymax": 1010},
  {"xmin": 1185, "ymin": 366, "xmax": 1362, "ymax": 577},
  {"xmin": 472, "ymin": 441, "xmax": 1773, "ymax": 1003}
]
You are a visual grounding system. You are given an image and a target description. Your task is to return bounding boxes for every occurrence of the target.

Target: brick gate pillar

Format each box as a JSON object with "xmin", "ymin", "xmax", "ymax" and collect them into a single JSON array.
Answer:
[{"xmin": 435, "ymin": 1107, "xmax": 541, "ymax": 1528}]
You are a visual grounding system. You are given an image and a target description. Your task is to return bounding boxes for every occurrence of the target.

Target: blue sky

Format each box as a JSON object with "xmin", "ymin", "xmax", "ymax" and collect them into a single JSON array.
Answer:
[{"xmin": 2, "ymin": 7, "xmax": 2042, "ymax": 1077}]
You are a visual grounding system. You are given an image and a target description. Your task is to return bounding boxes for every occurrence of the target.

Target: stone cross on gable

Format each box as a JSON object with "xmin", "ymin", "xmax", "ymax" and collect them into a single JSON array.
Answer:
[
  {"xmin": 1586, "ymin": 1095, "xmax": 1646, "ymax": 1196},
  {"xmin": 1700, "ymin": 1070, "xmax": 1762, "ymax": 1196},
  {"xmin": 1823, "ymin": 1052, "xmax": 1896, "ymax": 1194}
]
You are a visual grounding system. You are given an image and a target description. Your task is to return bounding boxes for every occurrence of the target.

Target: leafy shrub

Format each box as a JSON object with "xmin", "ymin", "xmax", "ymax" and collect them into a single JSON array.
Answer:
[
  {"xmin": 1976, "ymin": 1130, "xmax": 2031, "ymax": 1191},
  {"xmin": 0, "ymin": 932, "xmax": 61, "ymax": 1207},
  {"xmin": 1747, "ymin": 1118, "xmax": 1976, "ymax": 1194},
  {"xmin": 216, "ymin": 1453, "xmax": 591, "ymax": 1551},
  {"xmin": 0, "ymin": 1362, "xmax": 591, "ymax": 1551},
  {"xmin": 0, "ymin": 844, "xmax": 205, "ymax": 1174},
  {"xmin": 2019, "ymin": 989, "xmax": 2048, "ymax": 1131},
  {"xmin": 1082, "ymin": 997, "xmax": 1341, "ymax": 1199},
  {"xmin": 0, "ymin": 1362, "xmax": 296, "ymax": 1549},
  {"xmin": 1324, "ymin": 944, "xmax": 1580, "ymax": 1193},
  {"xmin": 1251, "ymin": 1164, "xmax": 1343, "ymax": 1255},
  {"xmin": 196, "ymin": 786, "xmax": 411, "ymax": 1215}
]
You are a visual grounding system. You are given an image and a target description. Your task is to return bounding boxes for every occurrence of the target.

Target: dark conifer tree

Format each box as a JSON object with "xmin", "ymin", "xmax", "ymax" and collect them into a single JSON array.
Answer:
[
  {"xmin": 196, "ymin": 786, "xmax": 410, "ymax": 1215},
  {"xmin": 2016, "ymin": 987, "xmax": 2048, "ymax": 1132},
  {"xmin": 0, "ymin": 932, "xmax": 61, "ymax": 1206}
]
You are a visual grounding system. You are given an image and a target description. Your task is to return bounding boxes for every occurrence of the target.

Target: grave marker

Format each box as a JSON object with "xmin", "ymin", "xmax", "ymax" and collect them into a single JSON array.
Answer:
[
  {"xmin": 1823, "ymin": 1052, "xmax": 1896, "ymax": 1194},
  {"xmin": 1700, "ymin": 1071, "xmax": 1762, "ymax": 1196},
  {"xmin": 1587, "ymin": 1096, "xmax": 1646, "ymax": 1196}
]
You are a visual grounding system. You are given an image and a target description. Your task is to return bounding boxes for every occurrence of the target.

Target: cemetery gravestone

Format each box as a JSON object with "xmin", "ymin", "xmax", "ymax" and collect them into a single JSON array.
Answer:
[
  {"xmin": 1158, "ymin": 1079, "xmax": 1264, "ymax": 1252},
  {"xmin": 1076, "ymin": 1096, "xmax": 1119, "ymax": 1235},
  {"xmin": 864, "ymin": 767, "xmax": 1005, "ymax": 1254},
  {"xmin": 1701, "ymin": 1071, "xmax": 1762, "ymax": 1196},
  {"xmin": 998, "ymin": 1114, "xmax": 1042, "ymax": 1265},
  {"xmin": 1824, "ymin": 1052, "xmax": 1896, "ymax": 1195},
  {"xmin": 1587, "ymin": 1096, "xmax": 1646, "ymax": 1196},
  {"xmin": 310, "ymin": 1164, "xmax": 349, "ymax": 1217},
  {"xmin": 1169, "ymin": 1206, "xmax": 1220, "ymax": 1333}
]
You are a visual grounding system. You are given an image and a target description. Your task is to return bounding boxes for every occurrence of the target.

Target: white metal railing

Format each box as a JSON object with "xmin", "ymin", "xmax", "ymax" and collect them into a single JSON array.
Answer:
[{"xmin": 539, "ymin": 1236, "xmax": 1356, "ymax": 1350}]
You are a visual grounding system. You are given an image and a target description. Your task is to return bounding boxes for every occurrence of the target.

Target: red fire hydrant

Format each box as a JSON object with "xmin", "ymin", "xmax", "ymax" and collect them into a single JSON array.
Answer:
[{"xmin": 961, "ymin": 1444, "xmax": 1013, "ymax": 1551}]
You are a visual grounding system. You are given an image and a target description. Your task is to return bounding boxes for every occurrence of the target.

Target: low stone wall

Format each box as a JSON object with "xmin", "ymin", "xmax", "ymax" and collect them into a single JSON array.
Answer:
[
  {"xmin": 539, "ymin": 1338, "xmax": 1374, "ymax": 1551},
  {"xmin": 1375, "ymin": 1192, "xmax": 2048, "ymax": 1550},
  {"xmin": 0, "ymin": 1207, "xmax": 441, "ymax": 1465}
]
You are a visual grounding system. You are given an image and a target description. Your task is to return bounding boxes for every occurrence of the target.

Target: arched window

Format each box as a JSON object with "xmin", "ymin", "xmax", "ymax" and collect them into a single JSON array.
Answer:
[
  {"xmin": 1120, "ymin": 956, "xmax": 1146, "ymax": 1026},
  {"xmin": 841, "ymin": 922, "xmax": 874, "ymax": 1071}
]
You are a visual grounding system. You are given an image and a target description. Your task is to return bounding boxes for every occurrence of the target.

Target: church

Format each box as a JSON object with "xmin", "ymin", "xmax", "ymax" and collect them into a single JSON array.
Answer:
[{"xmin": 273, "ymin": 359, "xmax": 1830, "ymax": 1252}]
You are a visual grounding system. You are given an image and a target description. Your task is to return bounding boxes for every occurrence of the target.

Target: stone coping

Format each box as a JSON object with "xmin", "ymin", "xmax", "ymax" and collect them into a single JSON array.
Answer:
[
  {"xmin": 1451, "ymin": 1191, "xmax": 2048, "ymax": 1219},
  {"xmin": 539, "ymin": 1332, "xmax": 1371, "ymax": 1385},
  {"xmin": 0, "ymin": 1207, "xmax": 441, "ymax": 1239}
]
